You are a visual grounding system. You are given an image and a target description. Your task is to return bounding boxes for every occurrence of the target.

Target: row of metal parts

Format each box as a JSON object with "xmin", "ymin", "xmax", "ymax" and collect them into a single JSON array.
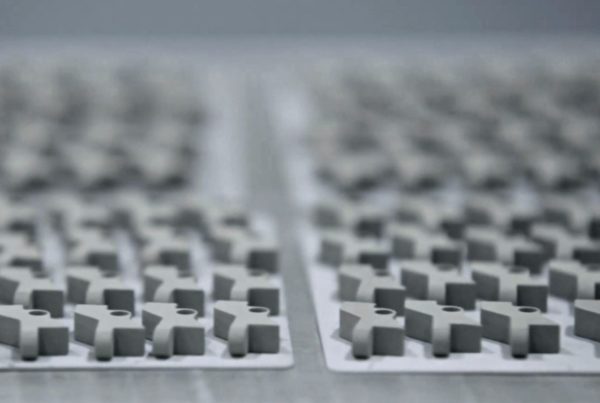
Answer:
[
  {"xmin": 334, "ymin": 259, "xmax": 600, "ymax": 358},
  {"xmin": 0, "ymin": 193, "xmax": 283, "ymax": 360},
  {"xmin": 0, "ymin": 263, "xmax": 280, "ymax": 320},
  {"xmin": 314, "ymin": 194, "xmax": 600, "ymax": 266},
  {"xmin": 317, "ymin": 220, "xmax": 600, "ymax": 277},
  {"xmin": 312, "ymin": 118, "xmax": 600, "ymax": 192},
  {"xmin": 0, "ymin": 301, "xmax": 280, "ymax": 360},
  {"xmin": 0, "ymin": 59, "xmax": 205, "ymax": 191},
  {"xmin": 0, "ymin": 118, "xmax": 202, "ymax": 190},
  {"xmin": 310, "ymin": 59, "xmax": 600, "ymax": 120},
  {"xmin": 309, "ymin": 62, "xmax": 600, "ymax": 192},
  {"xmin": 0, "ymin": 59, "xmax": 204, "ymax": 124},
  {"xmin": 333, "ymin": 260, "xmax": 598, "ymax": 313},
  {"xmin": 339, "ymin": 299, "xmax": 599, "ymax": 359},
  {"xmin": 0, "ymin": 192, "xmax": 279, "ymax": 275},
  {"xmin": 0, "ymin": 193, "xmax": 281, "ymax": 314}
]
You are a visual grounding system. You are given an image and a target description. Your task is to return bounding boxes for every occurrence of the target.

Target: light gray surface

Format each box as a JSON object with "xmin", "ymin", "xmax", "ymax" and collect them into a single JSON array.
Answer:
[
  {"xmin": 1, "ymin": 0, "xmax": 600, "ymax": 36},
  {"xmin": 0, "ymin": 43, "xmax": 600, "ymax": 402}
]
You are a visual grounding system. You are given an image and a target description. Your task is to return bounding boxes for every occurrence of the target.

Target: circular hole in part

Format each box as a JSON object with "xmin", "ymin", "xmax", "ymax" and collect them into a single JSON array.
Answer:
[
  {"xmin": 248, "ymin": 307, "xmax": 268, "ymax": 314},
  {"xmin": 176, "ymin": 308, "xmax": 196, "ymax": 315},
  {"xmin": 442, "ymin": 306, "xmax": 461, "ymax": 313},
  {"xmin": 374, "ymin": 308, "xmax": 393, "ymax": 315},
  {"xmin": 519, "ymin": 307, "xmax": 538, "ymax": 313},
  {"xmin": 110, "ymin": 310, "xmax": 129, "ymax": 317},
  {"xmin": 28, "ymin": 310, "xmax": 47, "ymax": 316},
  {"xmin": 373, "ymin": 269, "xmax": 388, "ymax": 277}
]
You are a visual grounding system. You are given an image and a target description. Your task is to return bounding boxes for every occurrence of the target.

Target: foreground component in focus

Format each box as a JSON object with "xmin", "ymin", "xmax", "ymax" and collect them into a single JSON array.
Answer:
[
  {"xmin": 339, "ymin": 301, "xmax": 404, "ymax": 358},
  {"xmin": 142, "ymin": 302, "xmax": 204, "ymax": 357},
  {"xmin": 574, "ymin": 299, "xmax": 600, "ymax": 342},
  {"xmin": 338, "ymin": 264, "xmax": 405, "ymax": 315},
  {"xmin": 0, "ymin": 305, "xmax": 69, "ymax": 360},
  {"xmin": 144, "ymin": 266, "xmax": 204, "ymax": 315},
  {"xmin": 74, "ymin": 304, "xmax": 145, "ymax": 360},
  {"xmin": 0, "ymin": 267, "xmax": 65, "ymax": 317},
  {"xmin": 405, "ymin": 300, "xmax": 482, "ymax": 357},
  {"xmin": 213, "ymin": 300, "xmax": 279, "ymax": 357},
  {"xmin": 548, "ymin": 259, "xmax": 600, "ymax": 301},
  {"xmin": 67, "ymin": 266, "xmax": 135, "ymax": 312},
  {"xmin": 471, "ymin": 262, "xmax": 548, "ymax": 311},
  {"xmin": 213, "ymin": 264, "xmax": 280, "ymax": 315},
  {"xmin": 480, "ymin": 301, "xmax": 560, "ymax": 357},
  {"xmin": 401, "ymin": 261, "xmax": 476, "ymax": 309}
]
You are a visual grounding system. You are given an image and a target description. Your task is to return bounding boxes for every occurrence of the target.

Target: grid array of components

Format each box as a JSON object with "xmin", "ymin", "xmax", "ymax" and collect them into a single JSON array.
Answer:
[
  {"xmin": 0, "ymin": 59, "xmax": 292, "ymax": 369},
  {"xmin": 274, "ymin": 56, "xmax": 600, "ymax": 372},
  {"xmin": 0, "ymin": 60, "xmax": 204, "ymax": 190}
]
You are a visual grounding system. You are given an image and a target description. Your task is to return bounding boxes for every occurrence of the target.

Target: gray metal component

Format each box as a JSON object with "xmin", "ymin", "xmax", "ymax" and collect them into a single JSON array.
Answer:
[
  {"xmin": 313, "ymin": 199, "xmax": 388, "ymax": 238},
  {"xmin": 74, "ymin": 304, "xmax": 145, "ymax": 360},
  {"xmin": 63, "ymin": 226, "xmax": 110, "ymax": 249},
  {"xmin": 0, "ymin": 232, "xmax": 30, "ymax": 253},
  {"xmin": 543, "ymin": 196, "xmax": 591, "ymax": 232},
  {"xmin": 471, "ymin": 262, "xmax": 548, "ymax": 311},
  {"xmin": 401, "ymin": 260, "xmax": 476, "ymax": 309},
  {"xmin": 480, "ymin": 301, "xmax": 560, "ymax": 357},
  {"xmin": 231, "ymin": 237, "xmax": 279, "ymax": 273},
  {"xmin": 405, "ymin": 300, "xmax": 482, "ymax": 356},
  {"xmin": 187, "ymin": 198, "xmax": 249, "ymax": 237},
  {"xmin": 0, "ymin": 268, "xmax": 64, "ymax": 317},
  {"xmin": 0, "ymin": 205, "xmax": 39, "ymax": 240},
  {"xmin": 548, "ymin": 259, "xmax": 600, "ymax": 300},
  {"xmin": 144, "ymin": 266, "xmax": 204, "ymax": 315},
  {"xmin": 394, "ymin": 197, "xmax": 465, "ymax": 239},
  {"xmin": 113, "ymin": 194, "xmax": 179, "ymax": 232},
  {"xmin": 531, "ymin": 224, "xmax": 600, "ymax": 264},
  {"xmin": 140, "ymin": 236, "xmax": 192, "ymax": 273},
  {"xmin": 213, "ymin": 300, "xmax": 280, "ymax": 357},
  {"xmin": 213, "ymin": 264, "xmax": 280, "ymax": 315},
  {"xmin": 68, "ymin": 239, "xmax": 120, "ymax": 273},
  {"xmin": 466, "ymin": 227, "xmax": 548, "ymax": 273},
  {"xmin": 67, "ymin": 267, "xmax": 135, "ymax": 312},
  {"xmin": 338, "ymin": 264, "xmax": 405, "ymax": 315},
  {"xmin": 388, "ymin": 223, "xmax": 463, "ymax": 265},
  {"xmin": 133, "ymin": 223, "xmax": 176, "ymax": 246},
  {"xmin": 0, "ymin": 245, "xmax": 44, "ymax": 272},
  {"xmin": 211, "ymin": 225, "xmax": 279, "ymax": 273},
  {"xmin": 339, "ymin": 301, "xmax": 404, "ymax": 358},
  {"xmin": 460, "ymin": 152, "xmax": 514, "ymax": 189},
  {"xmin": 61, "ymin": 204, "xmax": 113, "ymax": 233},
  {"xmin": 142, "ymin": 302, "xmax": 204, "ymax": 357},
  {"xmin": 318, "ymin": 229, "xmax": 390, "ymax": 269},
  {"xmin": 318, "ymin": 150, "xmax": 390, "ymax": 192},
  {"xmin": 574, "ymin": 299, "xmax": 600, "ymax": 342},
  {"xmin": 211, "ymin": 225, "xmax": 250, "ymax": 259},
  {"xmin": 3, "ymin": 150, "xmax": 51, "ymax": 190},
  {"xmin": 465, "ymin": 194, "xmax": 539, "ymax": 234},
  {"xmin": 131, "ymin": 148, "xmax": 185, "ymax": 187},
  {"xmin": 390, "ymin": 153, "xmax": 447, "ymax": 190},
  {"xmin": 0, "ymin": 305, "xmax": 69, "ymax": 360},
  {"xmin": 60, "ymin": 144, "xmax": 121, "ymax": 189}
]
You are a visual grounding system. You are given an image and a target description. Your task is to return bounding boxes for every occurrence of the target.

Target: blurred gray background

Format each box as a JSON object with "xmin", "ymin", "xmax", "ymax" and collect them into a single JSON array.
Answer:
[{"xmin": 1, "ymin": 0, "xmax": 599, "ymax": 37}]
